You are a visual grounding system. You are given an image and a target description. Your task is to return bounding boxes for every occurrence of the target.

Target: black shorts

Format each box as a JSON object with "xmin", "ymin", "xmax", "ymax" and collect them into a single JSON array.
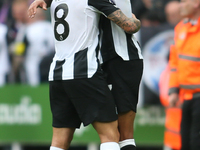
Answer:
[
  {"xmin": 49, "ymin": 70, "xmax": 118, "ymax": 128},
  {"xmin": 102, "ymin": 57, "xmax": 143, "ymax": 113}
]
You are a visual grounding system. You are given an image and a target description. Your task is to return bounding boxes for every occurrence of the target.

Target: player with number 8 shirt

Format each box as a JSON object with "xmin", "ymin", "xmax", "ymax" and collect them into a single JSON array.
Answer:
[{"xmin": 28, "ymin": 1, "xmax": 141, "ymax": 150}]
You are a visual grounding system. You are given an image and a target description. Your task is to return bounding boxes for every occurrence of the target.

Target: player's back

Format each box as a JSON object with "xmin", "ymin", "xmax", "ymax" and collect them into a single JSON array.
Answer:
[
  {"xmin": 49, "ymin": 0, "xmax": 101, "ymax": 80},
  {"xmin": 50, "ymin": 0, "xmax": 99, "ymax": 60}
]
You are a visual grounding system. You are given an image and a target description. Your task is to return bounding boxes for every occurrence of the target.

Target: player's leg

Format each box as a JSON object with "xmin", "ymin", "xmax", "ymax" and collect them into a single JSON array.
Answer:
[
  {"xmin": 118, "ymin": 111, "xmax": 136, "ymax": 150},
  {"xmin": 92, "ymin": 120, "xmax": 119, "ymax": 143},
  {"xmin": 102, "ymin": 57, "xmax": 143, "ymax": 150},
  {"xmin": 50, "ymin": 127, "xmax": 75, "ymax": 150},
  {"xmin": 92, "ymin": 120, "xmax": 120, "ymax": 150},
  {"xmin": 49, "ymin": 80, "xmax": 82, "ymax": 150},
  {"xmin": 66, "ymin": 69, "xmax": 120, "ymax": 150},
  {"xmin": 118, "ymin": 110, "xmax": 136, "ymax": 140}
]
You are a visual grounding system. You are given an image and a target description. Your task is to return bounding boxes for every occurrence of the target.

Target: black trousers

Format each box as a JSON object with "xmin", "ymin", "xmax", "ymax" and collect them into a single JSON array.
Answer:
[{"xmin": 181, "ymin": 97, "xmax": 200, "ymax": 150}]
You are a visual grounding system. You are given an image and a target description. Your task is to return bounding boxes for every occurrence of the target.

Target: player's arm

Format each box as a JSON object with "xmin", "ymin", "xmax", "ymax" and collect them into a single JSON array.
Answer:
[
  {"xmin": 28, "ymin": 0, "xmax": 52, "ymax": 18},
  {"xmin": 107, "ymin": 10, "xmax": 141, "ymax": 34},
  {"xmin": 88, "ymin": 0, "xmax": 141, "ymax": 34}
]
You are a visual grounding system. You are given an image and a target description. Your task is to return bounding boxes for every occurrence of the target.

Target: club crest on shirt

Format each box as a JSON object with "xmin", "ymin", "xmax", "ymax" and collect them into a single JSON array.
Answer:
[{"xmin": 60, "ymin": 35, "xmax": 63, "ymax": 41}]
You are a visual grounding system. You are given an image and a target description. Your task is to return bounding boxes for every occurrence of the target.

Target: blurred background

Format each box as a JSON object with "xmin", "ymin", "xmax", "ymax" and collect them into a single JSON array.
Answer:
[{"xmin": 0, "ymin": 0, "xmax": 182, "ymax": 150}]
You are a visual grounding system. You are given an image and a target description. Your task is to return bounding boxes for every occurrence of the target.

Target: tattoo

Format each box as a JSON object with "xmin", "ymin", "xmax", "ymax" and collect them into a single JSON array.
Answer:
[{"xmin": 107, "ymin": 10, "xmax": 141, "ymax": 34}]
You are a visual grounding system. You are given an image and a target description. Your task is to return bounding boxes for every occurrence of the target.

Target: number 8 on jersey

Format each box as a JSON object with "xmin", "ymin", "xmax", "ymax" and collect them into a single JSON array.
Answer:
[{"xmin": 54, "ymin": 4, "xmax": 69, "ymax": 41}]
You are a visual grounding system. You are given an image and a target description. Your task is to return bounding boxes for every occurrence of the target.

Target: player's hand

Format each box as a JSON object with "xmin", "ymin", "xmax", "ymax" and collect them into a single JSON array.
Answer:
[
  {"xmin": 169, "ymin": 93, "xmax": 179, "ymax": 107},
  {"xmin": 28, "ymin": 0, "xmax": 47, "ymax": 18}
]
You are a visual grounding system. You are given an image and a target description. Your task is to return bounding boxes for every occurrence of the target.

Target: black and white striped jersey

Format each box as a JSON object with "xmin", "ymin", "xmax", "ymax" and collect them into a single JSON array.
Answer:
[
  {"xmin": 48, "ymin": 0, "xmax": 119, "ymax": 81},
  {"xmin": 99, "ymin": 0, "xmax": 143, "ymax": 63}
]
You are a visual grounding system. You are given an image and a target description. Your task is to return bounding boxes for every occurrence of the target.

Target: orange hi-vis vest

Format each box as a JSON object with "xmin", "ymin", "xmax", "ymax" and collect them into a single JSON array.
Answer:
[
  {"xmin": 169, "ymin": 17, "xmax": 200, "ymax": 100},
  {"xmin": 159, "ymin": 65, "xmax": 182, "ymax": 150}
]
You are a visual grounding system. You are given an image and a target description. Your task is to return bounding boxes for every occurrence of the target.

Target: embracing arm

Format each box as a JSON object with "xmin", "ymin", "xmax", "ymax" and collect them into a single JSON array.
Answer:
[
  {"xmin": 28, "ymin": 0, "xmax": 52, "ymax": 18},
  {"xmin": 107, "ymin": 10, "xmax": 141, "ymax": 34}
]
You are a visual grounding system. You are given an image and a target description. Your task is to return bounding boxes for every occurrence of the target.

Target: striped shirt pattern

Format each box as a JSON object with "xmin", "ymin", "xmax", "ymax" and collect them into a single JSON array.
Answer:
[
  {"xmin": 49, "ymin": 0, "xmax": 119, "ymax": 81},
  {"xmin": 99, "ymin": 0, "xmax": 143, "ymax": 63}
]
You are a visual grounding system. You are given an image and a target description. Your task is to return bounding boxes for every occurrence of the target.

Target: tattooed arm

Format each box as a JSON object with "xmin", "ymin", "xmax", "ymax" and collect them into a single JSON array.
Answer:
[
  {"xmin": 28, "ymin": 0, "xmax": 52, "ymax": 18},
  {"xmin": 107, "ymin": 10, "xmax": 141, "ymax": 34}
]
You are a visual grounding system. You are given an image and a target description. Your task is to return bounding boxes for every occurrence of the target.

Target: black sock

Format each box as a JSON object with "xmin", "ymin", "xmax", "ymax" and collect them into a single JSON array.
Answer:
[{"xmin": 121, "ymin": 145, "xmax": 136, "ymax": 150}]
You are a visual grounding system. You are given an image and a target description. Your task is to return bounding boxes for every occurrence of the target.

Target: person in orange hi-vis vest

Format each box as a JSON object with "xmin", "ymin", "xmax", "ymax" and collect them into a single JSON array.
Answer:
[
  {"xmin": 159, "ymin": 65, "xmax": 183, "ymax": 150},
  {"xmin": 168, "ymin": 0, "xmax": 200, "ymax": 149}
]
